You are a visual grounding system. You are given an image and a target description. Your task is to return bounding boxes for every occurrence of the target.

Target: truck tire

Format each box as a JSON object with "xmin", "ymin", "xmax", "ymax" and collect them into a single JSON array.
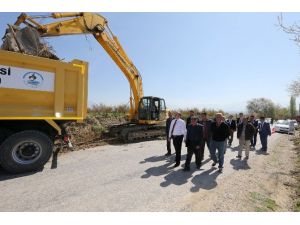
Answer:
[
  {"xmin": 0, "ymin": 130, "xmax": 53, "ymax": 173},
  {"xmin": 0, "ymin": 128, "xmax": 12, "ymax": 145}
]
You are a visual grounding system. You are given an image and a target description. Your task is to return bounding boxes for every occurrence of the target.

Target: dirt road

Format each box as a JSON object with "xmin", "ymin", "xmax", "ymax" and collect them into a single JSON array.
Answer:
[{"xmin": 0, "ymin": 133, "xmax": 297, "ymax": 211}]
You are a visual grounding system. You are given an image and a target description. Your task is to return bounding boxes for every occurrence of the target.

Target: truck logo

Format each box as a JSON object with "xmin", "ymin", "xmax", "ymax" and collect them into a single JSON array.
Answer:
[{"xmin": 23, "ymin": 72, "xmax": 44, "ymax": 88}]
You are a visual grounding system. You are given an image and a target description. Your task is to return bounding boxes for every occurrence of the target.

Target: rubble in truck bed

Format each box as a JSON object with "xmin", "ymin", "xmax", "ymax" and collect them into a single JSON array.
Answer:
[{"xmin": 1, "ymin": 25, "xmax": 59, "ymax": 59}]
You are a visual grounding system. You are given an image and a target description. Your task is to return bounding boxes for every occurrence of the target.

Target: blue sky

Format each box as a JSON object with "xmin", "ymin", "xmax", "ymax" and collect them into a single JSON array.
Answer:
[{"xmin": 1, "ymin": 12, "xmax": 300, "ymax": 112}]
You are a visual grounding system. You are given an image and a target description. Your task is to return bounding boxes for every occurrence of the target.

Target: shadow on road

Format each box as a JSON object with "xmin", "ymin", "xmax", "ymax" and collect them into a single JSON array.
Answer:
[
  {"xmin": 201, "ymin": 158, "xmax": 211, "ymax": 167},
  {"xmin": 160, "ymin": 168, "xmax": 194, "ymax": 187},
  {"xmin": 230, "ymin": 146, "xmax": 239, "ymax": 152},
  {"xmin": 0, "ymin": 166, "xmax": 41, "ymax": 182},
  {"xmin": 230, "ymin": 158, "xmax": 251, "ymax": 170},
  {"xmin": 141, "ymin": 158, "xmax": 174, "ymax": 179},
  {"xmin": 190, "ymin": 167, "xmax": 220, "ymax": 192},
  {"xmin": 139, "ymin": 154, "xmax": 171, "ymax": 164},
  {"xmin": 141, "ymin": 153, "xmax": 219, "ymax": 191},
  {"xmin": 141, "ymin": 154, "xmax": 187, "ymax": 179}
]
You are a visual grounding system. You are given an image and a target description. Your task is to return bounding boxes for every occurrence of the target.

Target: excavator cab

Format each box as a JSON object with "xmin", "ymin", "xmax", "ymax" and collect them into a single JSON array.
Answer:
[{"xmin": 138, "ymin": 96, "xmax": 166, "ymax": 123}]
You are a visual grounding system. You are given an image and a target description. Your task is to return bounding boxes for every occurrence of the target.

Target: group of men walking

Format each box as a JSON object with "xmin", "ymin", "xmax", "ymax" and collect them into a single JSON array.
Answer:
[{"xmin": 166, "ymin": 111, "xmax": 272, "ymax": 173}]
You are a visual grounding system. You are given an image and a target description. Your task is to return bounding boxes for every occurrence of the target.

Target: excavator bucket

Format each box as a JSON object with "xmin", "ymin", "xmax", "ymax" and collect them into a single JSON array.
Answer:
[{"xmin": 1, "ymin": 25, "xmax": 59, "ymax": 59}]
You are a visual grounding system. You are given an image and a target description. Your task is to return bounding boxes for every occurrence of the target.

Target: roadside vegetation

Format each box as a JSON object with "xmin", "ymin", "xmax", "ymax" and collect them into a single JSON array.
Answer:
[
  {"xmin": 64, "ymin": 100, "xmax": 294, "ymax": 150},
  {"xmin": 292, "ymin": 136, "xmax": 300, "ymax": 211},
  {"xmin": 249, "ymin": 192, "xmax": 279, "ymax": 212},
  {"xmin": 63, "ymin": 104, "xmax": 128, "ymax": 150}
]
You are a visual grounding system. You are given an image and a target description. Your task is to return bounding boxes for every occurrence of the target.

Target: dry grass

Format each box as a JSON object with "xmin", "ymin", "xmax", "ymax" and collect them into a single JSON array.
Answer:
[{"xmin": 88, "ymin": 103, "xmax": 129, "ymax": 114}]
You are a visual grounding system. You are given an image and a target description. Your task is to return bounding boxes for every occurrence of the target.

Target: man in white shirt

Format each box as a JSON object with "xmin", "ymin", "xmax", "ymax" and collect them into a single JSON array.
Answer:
[{"xmin": 168, "ymin": 112, "xmax": 186, "ymax": 167}]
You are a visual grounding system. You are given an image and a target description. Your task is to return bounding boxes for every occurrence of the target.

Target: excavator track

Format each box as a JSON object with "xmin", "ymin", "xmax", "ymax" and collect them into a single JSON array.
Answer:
[{"xmin": 109, "ymin": 123, "xmax": 166, "ymax": 142}]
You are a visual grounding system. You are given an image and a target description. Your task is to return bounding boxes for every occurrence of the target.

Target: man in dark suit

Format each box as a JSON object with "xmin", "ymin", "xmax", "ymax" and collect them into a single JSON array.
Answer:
[
  {"xmin": 259, "ymin": 116, "xmax": 271, "ymax": 152},
  {"xmin": 250, "ymin": 115, "xmax": 259, "ymax": 148},
  {"xmin": 165, "ymin": 111, "xmax": 174, "ymax": 156},
  {"xmin": 225, "ymin": 115, "xmax": 236, "ymax": 147},
  {"xmin": 199, "ymin": 112, "xmax": 212, "ymax": 161},
  {"xmin": 184, "ymin": 116, "xmax": 203, "ymax": 171}
]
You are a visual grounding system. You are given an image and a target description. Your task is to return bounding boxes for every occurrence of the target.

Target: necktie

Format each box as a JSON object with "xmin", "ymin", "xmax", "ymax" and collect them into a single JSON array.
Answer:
[{"xmin": 171, "ymin": 119, "xmax": 178, "ymax": 136}]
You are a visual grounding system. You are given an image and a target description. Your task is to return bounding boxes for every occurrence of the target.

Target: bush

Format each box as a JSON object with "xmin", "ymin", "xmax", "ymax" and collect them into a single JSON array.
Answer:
[{"xmin": 92, "ymin": 124, "xmax": 107, "ymax": 134}]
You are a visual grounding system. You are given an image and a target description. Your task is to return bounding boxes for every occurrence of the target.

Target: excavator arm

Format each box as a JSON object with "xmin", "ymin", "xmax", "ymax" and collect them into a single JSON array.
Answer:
[{"xmin": 14, "ymin": 12, "xmax": 143, "ymax": 121}]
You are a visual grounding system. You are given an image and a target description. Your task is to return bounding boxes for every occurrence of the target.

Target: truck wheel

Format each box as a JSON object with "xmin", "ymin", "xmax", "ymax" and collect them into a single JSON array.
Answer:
[
  {"xmin": 0, "ymin": 130, "xmax": 53, "ymax": 173},
  {"xmin": 0, "ymin": 128, "xmax": 12, "ymax": 145}
]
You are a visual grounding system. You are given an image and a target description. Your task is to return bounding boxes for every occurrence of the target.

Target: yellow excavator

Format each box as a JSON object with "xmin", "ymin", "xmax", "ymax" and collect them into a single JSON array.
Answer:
[{"xmin": 13, "ymin": 12, "xmax": 167, "ymax": 141}]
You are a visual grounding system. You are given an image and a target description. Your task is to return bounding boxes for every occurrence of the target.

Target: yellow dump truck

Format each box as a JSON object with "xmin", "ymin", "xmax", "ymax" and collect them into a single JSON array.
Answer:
[
  {"xmin": 0, "ymin": 12, "xmax": 167, "ymax": 174},
  {"xmin": 0, "ymin": 49, "xmax": 88, "ymax": 173}
]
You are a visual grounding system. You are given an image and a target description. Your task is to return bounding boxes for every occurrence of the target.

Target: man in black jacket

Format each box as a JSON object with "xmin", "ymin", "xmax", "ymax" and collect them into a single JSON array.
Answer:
[
  {"xmin": 237, "ymin": 116, "xmax": 255, "ymax": 160},
  {"xmin": 184, "ymin": 116, "xmax": 203, "ymax": 171},
  {"xmin": 210, "ymin": 113, "xmax": 230, "ymax": 173},
  {"xmin": 165, "ymin": 111, "xmax": 174, "ymax": 156}
]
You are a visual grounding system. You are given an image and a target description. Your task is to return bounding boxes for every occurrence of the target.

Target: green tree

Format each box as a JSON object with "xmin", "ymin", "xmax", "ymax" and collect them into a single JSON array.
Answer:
[
  {"xmin": 247, "ymin": 98, "xmax": 276, "ymax": 118},
  {"xmin": 290, "ymin": 96, "xmax": 297, "ymax": 117},
  {"xmin": 274, "ymin": 104, "xmax": 290, "ymax": 120}
]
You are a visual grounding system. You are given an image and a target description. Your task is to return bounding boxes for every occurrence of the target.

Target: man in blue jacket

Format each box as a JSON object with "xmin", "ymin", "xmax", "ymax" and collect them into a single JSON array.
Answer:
[{"xmin": 259, "ymin": 116, "xmax": 271, "ymax": 152}]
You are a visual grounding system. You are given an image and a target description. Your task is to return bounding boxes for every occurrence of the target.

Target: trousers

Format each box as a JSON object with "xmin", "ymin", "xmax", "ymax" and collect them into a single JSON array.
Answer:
[
  {"xmin": 260, "ymin": 135, "xmax": 268, "ymax": 151},
  {"xmin": 172, "ymin": 135, "xmax": 184, "ymax": 164},
  {"xmin": 228, "ymin": 130, "xmax": 234, "ymax": 145},
  {"xmin": 250, "ymin": 131, "xmax": 258, "ymax": 147},
  {"xmin": 166, "ymin": 134, "xmax": 171, "ymax": 154},
  {"xmin": 210, "ymin": 140, "xmax": 226, "ymax": 168},
  {"xmin": 238, "ymin": 138, "xmax": 250, "ymax": 157},
  {"xmin": 185, "ymin": 145, "xmax": 201, "ymax": 169},
  {"xmin": 200, "ymin": 137, "xmax": 211, "ymax": 160}
]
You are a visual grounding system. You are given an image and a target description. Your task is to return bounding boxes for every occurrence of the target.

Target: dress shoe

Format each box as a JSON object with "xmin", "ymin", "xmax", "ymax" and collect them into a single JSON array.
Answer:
[
  {"xmin": 174, "ymin": 163, "xmax": 180, "ymax": 168},
  {"xmin": 212, "ymin": 162, "xmax": 217, "ymax": 167},
  {"xmin": 165, "ymin": 153, "xmax": 171, "ymax": 156}
]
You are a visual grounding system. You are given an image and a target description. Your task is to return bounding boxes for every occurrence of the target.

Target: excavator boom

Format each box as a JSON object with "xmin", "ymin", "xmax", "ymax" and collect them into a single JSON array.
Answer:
[
  {"xmin": 10, "ymin": 12, "xmax": 167, "ymax": 141},
  {"xmin": 14, "ymin": 12, "xmax": 143, "ymax": 121}
]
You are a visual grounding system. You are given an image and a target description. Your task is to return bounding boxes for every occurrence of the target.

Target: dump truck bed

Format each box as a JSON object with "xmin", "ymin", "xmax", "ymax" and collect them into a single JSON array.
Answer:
[{"xmin": 0, "ymin": 50, "xmax": 88, "ymax": 122}]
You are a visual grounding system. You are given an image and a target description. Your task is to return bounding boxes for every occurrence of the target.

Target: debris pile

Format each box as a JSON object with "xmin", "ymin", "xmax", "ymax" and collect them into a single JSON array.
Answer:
[
  {"xmin": 1, "ymin": 26, "xmax": 59, "ymax": 59},
  {"xmin": 63, "ymin": 113, "xmax": 127, "ymax": 150}
]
